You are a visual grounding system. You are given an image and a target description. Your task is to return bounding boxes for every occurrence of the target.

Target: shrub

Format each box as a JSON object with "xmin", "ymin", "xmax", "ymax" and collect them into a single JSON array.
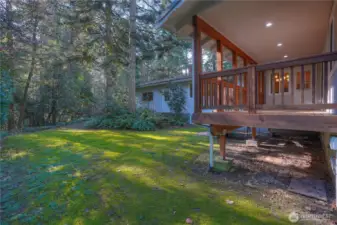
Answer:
[
  {"xmin": 131, "ymin": 119, "xmax": 155, "ymax": 131},
  {"xmin": 168, "ymin": 114, "xmax": 188, "ymax": 126},
  {"xmin": 0, "ymin": 131, "xmax": 9, "ymax": 139},
  {"xmin": 113, "ymin": 114, "xmax": 136, "ymax": 129},
  {"xmin": 84, "ymin": 117, "xmax": 104, "ymax": 128},
  {"xmin": 165, "ymin": 84, "xmax": 186, "ymax": 115},
  {"xmin": 85, "ymin": 107, "xmax": 187, "ymax": 131},
  {"xmin": 97, "ymin": 118, "xmax": 115, "ymax": 129}
]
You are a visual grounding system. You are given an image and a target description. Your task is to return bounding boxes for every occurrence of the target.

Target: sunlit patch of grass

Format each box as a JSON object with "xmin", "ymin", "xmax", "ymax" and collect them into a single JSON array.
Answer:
[
  {"xmin": 1, "ymin": 126, "xmax": 289, "ymax": 225},
  {"xmin": 103, "ymin": 151, "xmax": 121, "ymax": 159},
  {"xmin": 47, "ymin": 165, "xmax": 65, "ymax": 173},
  {"xmin": 5, "ymin": 150, "xmax": 30, "ymax": 160},
  {"xmin": 136, "ymin": 133, "xmax": 173, "ymax": 140}
]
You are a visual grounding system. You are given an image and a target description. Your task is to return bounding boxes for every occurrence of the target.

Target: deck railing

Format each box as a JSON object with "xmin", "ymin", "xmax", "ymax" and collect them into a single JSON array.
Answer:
[{"xmin": 199, "ymin": 51, "xmax": 337, "ymax": 113}]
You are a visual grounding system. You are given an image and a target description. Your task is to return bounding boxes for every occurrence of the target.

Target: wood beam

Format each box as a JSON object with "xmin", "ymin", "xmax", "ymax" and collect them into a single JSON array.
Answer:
[
  {"xmin": 248, "ymin": 66, "xmax": 256, "ymax": 113},
  {"xmin": 256, "ymin": 51, "xmax": 337, "ymax": 71},
  {"xmin": 195, "ymin": 16, "xmax": 257, "ymax": 64},
  {"xmin": 256, "ymin": 103, "xmax": 337, "ymax": 110},
  {"xmin": 219, "ymin": 135, "xmax": 226, "ymax": 160},
  {"xmin": 290, "ymin": 67, "xmax": 294, "ymax": 105},
  {"xmin": 211, "ymin": 125, "xmax": 240, "ymax": 135},
  {"xmin": 192, "ymin": 112, "xmax": 337, "ymax": 133},
  {"xmin": 233, "ymin": 51, "xmax": 238, "ymax": 107},
  {"xmin": 312, "ymin": 64, "xmax": 316, "ymax": 104},
  {"xmin": 252, "ymin": 127, "xmax": 257, "ymax": 140},
  {"xmin": 243, "ymin": 58, "xmax": 248, "ymax": 88},
  {"xmin": 216, "ymin": 40, "xmax": 223, "ymax": 109},
  {"xmin": 193, "ymin": 16, "xmax": 202, "ymax": 113},
  {"xmin": 174, "ymin": 2, "xmax": 220, "ymax": 31}
]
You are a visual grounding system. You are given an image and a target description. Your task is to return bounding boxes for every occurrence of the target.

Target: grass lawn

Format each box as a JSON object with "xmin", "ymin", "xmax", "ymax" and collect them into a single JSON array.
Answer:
[{"xmin": 1, "ymin": 126, "xmax": 290, "ymax": 225}]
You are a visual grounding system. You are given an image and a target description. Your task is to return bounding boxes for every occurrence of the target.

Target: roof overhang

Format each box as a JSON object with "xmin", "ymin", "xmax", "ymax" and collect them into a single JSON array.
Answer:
[
  {"xmin": 157, "ymin": 0, "xmax": 333, "ymax": 63},
  {"xmin": 136, "ymin": 76, "xmax": 191, "ymax": 89}
]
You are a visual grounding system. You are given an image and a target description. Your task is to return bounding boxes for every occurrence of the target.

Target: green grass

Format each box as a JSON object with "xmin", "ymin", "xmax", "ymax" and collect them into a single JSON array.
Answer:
[{"xmin": 1, "ymin": 127, "xmax": 289, "ymax": 225}]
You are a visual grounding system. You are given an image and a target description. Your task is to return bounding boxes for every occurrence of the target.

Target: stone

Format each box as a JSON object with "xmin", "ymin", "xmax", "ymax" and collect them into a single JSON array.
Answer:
[
  {"xmin": 288, "ymin": 178, "xmax": 327, "ymax": 201},
  {"xmin": 226, "ymin": 199, "xmax": 234, "ymax": 205},
  {"xmin": 186, "ymin": 218, "xmax": 193, "ymax": 224},
  {"xmin": 213, "ymin": 158, "xmax": 234, "ymax": 172},
  {"xmin": 246, "ymin": 139, "xmax": 258, "ymax": 147}
]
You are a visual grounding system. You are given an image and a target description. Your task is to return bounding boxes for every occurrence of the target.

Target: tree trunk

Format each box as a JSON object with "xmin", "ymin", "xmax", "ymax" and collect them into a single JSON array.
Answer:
[
  {"xmin": 103, "ymin": 0, "xmax": 115, "ymax": 107},
  {"xmin": 37, "ymin": 58, "xmax": 46, "ymax": 126},
  {"xmin": 105, "ymin": 68, "xmax": 113, "ymax": 107},
  {"xmin": 5, "ymin": 0, "xmax": 15, "ymax": 131},
  {"xmin": 18, "ymin": 16, "xmax": 38, "ymax": 128},
  {"xmin": 51, "ymin": 99, "xmax": 57, "ymax": 125},
  {"xmin": 128, "ymin": 0, "xmax": 137, "ymax": 112}
]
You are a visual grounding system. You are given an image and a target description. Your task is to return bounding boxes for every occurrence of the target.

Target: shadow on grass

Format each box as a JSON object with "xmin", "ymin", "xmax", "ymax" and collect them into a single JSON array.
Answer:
[{"xmin": 0, "ymin": 127, "xmax": 289, "ymax": 225}]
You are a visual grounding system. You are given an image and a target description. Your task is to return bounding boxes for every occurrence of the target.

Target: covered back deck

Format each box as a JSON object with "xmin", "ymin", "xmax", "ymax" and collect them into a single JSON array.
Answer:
[
  {"xmin": 158, "ymin": 0, "xmax": 337, "ymax": 132},
  {"xmin": 188, "ymin": 13, "xmax": 337, "ymax": 133}
]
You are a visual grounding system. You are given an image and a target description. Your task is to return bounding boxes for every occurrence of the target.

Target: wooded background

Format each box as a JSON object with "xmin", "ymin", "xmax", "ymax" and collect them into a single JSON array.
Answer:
[{"xmin": 0, "ymin": 0, "xmax": 192, "ymax": 130}]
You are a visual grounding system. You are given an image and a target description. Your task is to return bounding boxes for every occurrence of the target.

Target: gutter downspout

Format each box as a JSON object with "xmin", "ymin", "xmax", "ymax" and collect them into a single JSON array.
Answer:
[
  {"xmin": 209, "ymin": 126, "xmax": 214, "ymax": 169},
  {"xmin": 330, "ymin": 136, "xmax": 337, "ymax": 208}
]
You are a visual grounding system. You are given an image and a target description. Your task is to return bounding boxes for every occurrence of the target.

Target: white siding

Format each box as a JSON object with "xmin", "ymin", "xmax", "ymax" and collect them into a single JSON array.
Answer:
[{"xmin": 136, "ymin": 81, "xmax": 194, "ymax": 114}]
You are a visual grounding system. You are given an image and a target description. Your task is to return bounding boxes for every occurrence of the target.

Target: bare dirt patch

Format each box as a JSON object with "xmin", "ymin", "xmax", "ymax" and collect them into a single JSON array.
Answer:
[{"xmin": 192, "ymin": 135, "xmax": 337, "ymax": 225}]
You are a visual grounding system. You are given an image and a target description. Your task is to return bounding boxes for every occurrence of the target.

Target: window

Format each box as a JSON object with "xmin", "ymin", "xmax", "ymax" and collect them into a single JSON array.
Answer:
[
  {"xmin": 296, "ymin": 71, "xmax": 311, "ymax": 89},
  {"xmin": 330, "ymin": 19, "xmax": 334, "ymax": 52},
  {"xmin": 330, "ymin": 19, "xmax": 334, "ymax": 70},
  {"xmin": 142, "ymin": 92, "xmax": 153, "ymax": 101},
  {"xmin": 189, "ymin": 83, "xmax": 193, "ymax": 98},
  {"xmin": 270, "ymin": 73, "xmax": 289, "ymax": 94},
  {"xmin": 163, "ymin": 90, "xmax": 169, "ymax": 101},
  {"xmin": 222, "ymin": 47, "xmax": 233, "ymax": 69}
]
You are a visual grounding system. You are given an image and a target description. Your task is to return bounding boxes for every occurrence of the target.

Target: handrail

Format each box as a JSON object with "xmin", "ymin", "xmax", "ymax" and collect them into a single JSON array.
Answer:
[
  {"xmin": 256, "ymin": 51, "xmax": 337, "ymax": 71},
  {"xmin": 256, "ymin": 103, "xmax": 337, "ymax": 111},
  {"xmin": 198, "ymin": 51, "xmax": 337, "ymax": 113},
  {"xmin": 200, "ymin": 67, "xmax": 249, "ymax": 79}
]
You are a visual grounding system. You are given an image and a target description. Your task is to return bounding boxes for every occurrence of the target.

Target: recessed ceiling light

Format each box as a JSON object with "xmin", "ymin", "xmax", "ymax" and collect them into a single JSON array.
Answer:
[
  {"xmin": 284, "ymin": 55, "xmax": 288, "ymax": 58},
  {"xmin": 277, "ymin": 43, "xmax": 283, "ymax": 47},
  {"xmin": 265, "ymin": 22, "xmax": 273, "ymax": 27}
]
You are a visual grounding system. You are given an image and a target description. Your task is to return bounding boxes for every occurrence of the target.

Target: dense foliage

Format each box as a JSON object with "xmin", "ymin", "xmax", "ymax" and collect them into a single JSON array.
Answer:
[
  {"xmin": 0, "ymin": 70, "xmax": 13, "ymax": 127},
  {"xmin": 0, "ymin": 0, "xmax": 190, "ymax": 131},
  {"xmin": 164, "ymin": 84, "xmax": 187, "ymax": 115},
  {"xmin": 84, "ymin": 107, "xmax": 188, "ymax": 131}
]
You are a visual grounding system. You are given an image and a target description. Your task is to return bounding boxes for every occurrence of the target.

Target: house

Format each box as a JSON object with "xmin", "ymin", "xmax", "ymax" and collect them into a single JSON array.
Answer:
[
  {"xmin": 136, "ymin": 76, "xmax": 194, "ymax": 114},
  {"xmin": 157, "ymin": 0, "xmax": 337, "ymax": 201}
]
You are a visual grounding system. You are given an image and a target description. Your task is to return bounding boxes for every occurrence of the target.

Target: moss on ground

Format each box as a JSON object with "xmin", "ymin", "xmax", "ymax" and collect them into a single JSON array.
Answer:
[{"xmin": 0, "ymin": 127, "xmax": 289, "ymax": 225}]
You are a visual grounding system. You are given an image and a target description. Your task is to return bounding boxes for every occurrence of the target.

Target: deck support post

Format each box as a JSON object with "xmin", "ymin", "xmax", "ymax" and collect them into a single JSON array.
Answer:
[
  {"xmin": 208, "ymin": 127, "xmax": 214, "ymax": 169},
  {"xmin": 252, "ymin": 127, "xmax": 257, "ymax": 140},
  {"xmin": 219, "ymin": 131, "xmax": 227, "ymax": 160}
]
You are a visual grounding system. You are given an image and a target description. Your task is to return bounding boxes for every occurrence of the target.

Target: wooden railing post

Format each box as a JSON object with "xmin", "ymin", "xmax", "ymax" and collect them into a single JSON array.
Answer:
[
  {"xmin": 248, "ymin": 66, "xmax": 256, "ymax": 113},
  {"xmin": 192, "ymin": 16, "xmax": 202, "ymax": 113},
  {"xmin": 216, "ymin": 40, "xmax": 223, "ymax": 110},
  {"xmin": 232, "ymin": 51, "xmax": 238, "ymax": 109}
]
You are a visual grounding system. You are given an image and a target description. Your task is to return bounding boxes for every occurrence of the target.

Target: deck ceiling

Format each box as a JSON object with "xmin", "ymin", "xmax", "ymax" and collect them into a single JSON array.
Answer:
[{"xmin": 160, "ymin": 0, "xmax": 333, "ymax": 63}]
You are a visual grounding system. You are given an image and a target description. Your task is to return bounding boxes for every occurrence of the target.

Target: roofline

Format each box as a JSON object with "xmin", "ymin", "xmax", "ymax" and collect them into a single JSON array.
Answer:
[
  {"xmin": 136, "ymin": 76, "xmax": 191, "ymax": 89},
  {"xmin": 155, "ymin": 0, "xmax": 184, "ymax": 29}
]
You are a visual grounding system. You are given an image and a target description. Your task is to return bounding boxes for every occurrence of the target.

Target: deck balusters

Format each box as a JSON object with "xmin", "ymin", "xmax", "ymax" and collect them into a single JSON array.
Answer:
[{"xmin": 312, "ymin": 64, "xmax": 316, "ymax": 104}]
